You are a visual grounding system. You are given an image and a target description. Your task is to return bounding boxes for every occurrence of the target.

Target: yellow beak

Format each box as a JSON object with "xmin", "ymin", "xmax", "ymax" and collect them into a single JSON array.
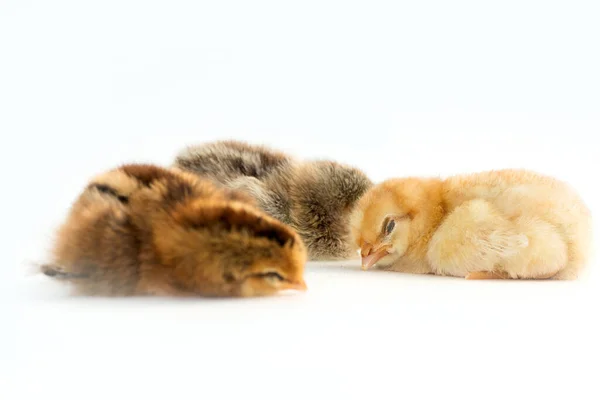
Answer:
[{"xmin": 279, "ymin": 279, "xmax": 308, "ymax": 292}]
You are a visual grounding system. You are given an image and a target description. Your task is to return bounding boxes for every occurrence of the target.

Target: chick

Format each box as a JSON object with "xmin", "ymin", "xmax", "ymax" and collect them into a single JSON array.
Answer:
[
  {"xmin": 174, "ymin": 140, "xmax": 293, "ymax": 185},
  {"xmin": 41, "ymin": 164, "xmax": 307, "ymax": 297},
  {"xmin": 350, "ymin": 169, "xmax": 593, "ymax": 280},
  {"xmin": 174, "ymin": 140, "xmax": 296, "ymax": 224},
  {"xmin": 173, "ymin": 140, "xmax": 373, "ymax": 260}
]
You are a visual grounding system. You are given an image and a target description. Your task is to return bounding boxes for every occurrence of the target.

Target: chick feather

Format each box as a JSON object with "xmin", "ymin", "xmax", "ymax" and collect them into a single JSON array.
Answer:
[
  {"xmin": 173, "ymin": 140, "xmax": 373, "ymax": 260},
  {"xmin": 350, "ymin": 169, "xmax": 592, "ymax": 280},
  {"xmin": 42, "ymin": 164, "xmax": 307, "ymax": 297}
]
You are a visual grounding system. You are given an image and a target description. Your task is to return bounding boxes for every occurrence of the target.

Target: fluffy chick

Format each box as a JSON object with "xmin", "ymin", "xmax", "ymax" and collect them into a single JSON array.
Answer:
[
  {"xmin": 174, "ymin": 139, "xmax": 293, "ymax": 185},
  {"xmin": 42, "ymin": 164, "xmax": 307, "ymax": 297},
  {"xmin": 173, "ymin": 140, "xmax": 373, "ymax": 260},
  {"xmin": 350, "ymin": 169, "xmax": 592, "ymax": 280}
]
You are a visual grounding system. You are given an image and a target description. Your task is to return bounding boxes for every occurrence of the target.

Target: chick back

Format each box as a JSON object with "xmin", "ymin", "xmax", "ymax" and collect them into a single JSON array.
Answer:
[
  {"xmin": 173, "ymin": 140, "xmax": 374, "ymax": 260},
  {"xmin": 43, "ymin": 183, "xmax": 142, "ymax": 295},
  {"xmin": 442, "ymin": 169, "xmax": 593, "ymax": 278},
  {"xmin": 173, "ymin": 140, "xmax": 293, "ymax": 183}
]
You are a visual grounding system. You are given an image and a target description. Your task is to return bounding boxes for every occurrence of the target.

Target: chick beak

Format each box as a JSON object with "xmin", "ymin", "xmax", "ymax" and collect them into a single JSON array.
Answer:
[
  {"xmin": 361, "ymin": 247, "xmax": 389, "ymax": 270},
  {"xmin": 278, "ymin": 279, "xmax": 308, "ymax": 292}
]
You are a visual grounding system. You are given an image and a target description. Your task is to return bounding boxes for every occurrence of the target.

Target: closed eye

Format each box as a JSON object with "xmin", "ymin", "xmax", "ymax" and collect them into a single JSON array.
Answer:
[
  {"xmin": 385, "ymin": 219, "xmax": 395, "ymax": 235},
  {"xmin": 90, "ymin": 183, "xmax": 129, "ymax": 204},
  {"xmin": 257, "ymin": 271, "xmax": 285, "ymax": 281},
  {"xmin": 382, "ymin": 217, "xmax": 395, "ymax": 236}
]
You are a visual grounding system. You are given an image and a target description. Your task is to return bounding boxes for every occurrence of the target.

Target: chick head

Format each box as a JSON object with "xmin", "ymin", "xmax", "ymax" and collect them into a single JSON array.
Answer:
[
  {"xmin": 161, "ymin": 197, "xmax": 308, "ymax": 297},
  {"xmin": 349, "ymin": 177, "xmax": 443, "ymax": 270}
]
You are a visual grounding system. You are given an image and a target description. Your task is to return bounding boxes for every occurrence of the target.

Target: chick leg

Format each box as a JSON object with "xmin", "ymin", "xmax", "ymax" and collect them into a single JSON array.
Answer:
[
  {"xmin": 465, "ymin": 271, "xmax": 511, "ymax": 280},
  {"xmin": 426, "ymin": 199, "xmax": 529, "ymax": 279},
  {"xmin": 465, "ymin": 270, "xmax": 557, "ymax": 280}
]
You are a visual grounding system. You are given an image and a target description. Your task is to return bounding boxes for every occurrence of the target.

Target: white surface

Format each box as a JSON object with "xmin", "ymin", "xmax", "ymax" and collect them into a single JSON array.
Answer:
[{"xmin": 2, "ymin": 1, "xmax": 599, "ymax": 399}]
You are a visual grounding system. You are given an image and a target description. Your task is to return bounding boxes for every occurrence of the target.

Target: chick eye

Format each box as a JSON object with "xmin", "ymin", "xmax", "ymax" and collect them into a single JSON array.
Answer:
[
  {"xmin": 258, "ymin": 271, "xmax": 285, "ymax": 281},
  {"xmin": 90, "ymin": 184, "xmax": 129, "ymax": 204},
  {"xmin": 385, "ymin": 219, "xmax": 395, "ymax": 235}
]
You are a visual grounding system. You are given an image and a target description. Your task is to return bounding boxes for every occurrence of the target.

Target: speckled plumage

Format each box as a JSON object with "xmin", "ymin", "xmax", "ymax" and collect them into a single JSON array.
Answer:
[
  {"xmin": 173, "ymin": 140, "xmax": 373, "ymax": 260},
  {"xmin": 42, "ymin": 164, "xmax": 307, "ymax": 297}
]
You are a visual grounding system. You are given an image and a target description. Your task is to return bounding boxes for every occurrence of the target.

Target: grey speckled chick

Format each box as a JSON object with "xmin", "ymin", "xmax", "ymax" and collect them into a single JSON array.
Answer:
[{"xmin": 173, "ymin": 140, "xmax": 373, "ymax": 260}]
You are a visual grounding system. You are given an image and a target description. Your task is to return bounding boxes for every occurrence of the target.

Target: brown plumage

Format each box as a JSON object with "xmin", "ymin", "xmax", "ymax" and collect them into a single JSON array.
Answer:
[
  {"xmin": 42, "ymin": 164, "xmax": 307, "ymax": 297},
  {"xmin": 173, "ymin": 140, "xmax": 373, "ymax": 260}
]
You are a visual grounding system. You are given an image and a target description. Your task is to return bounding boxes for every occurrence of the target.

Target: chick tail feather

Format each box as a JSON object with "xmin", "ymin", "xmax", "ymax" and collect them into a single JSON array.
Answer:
[{"xmin": 41, "ymin": 264, "xmax": 88, "ymax": 280}]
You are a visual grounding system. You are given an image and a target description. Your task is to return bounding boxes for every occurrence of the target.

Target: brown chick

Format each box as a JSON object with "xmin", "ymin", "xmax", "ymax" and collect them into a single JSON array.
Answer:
[
  {"xmin": 173, "ymin": 140, "xmax": 373, "ymax": 261},
  {"xmin": 42, "ymin": 164, "xmax": 307, "ymax": 297},
  {"xmin": 350, "ymin": 169, "xmax": 593, "ymax": 280}
]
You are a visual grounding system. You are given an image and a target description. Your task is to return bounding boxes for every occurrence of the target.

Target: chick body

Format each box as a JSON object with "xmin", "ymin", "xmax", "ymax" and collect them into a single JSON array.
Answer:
[
  {"xmin": 174, "ymin": 140, "xmax": 373, "ymax": 260},
  {"xmin": 351, "ymin": 169, "xmax": 592, "ymax": 280},
  {"xmin": 43, "ymin": 164, "xmax": 307, "ymax": 297}
]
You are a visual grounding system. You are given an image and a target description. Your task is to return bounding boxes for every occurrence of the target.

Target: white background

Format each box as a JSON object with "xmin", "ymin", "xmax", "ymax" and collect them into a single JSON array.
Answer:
[{"xmin": 1, "ymin": 1, "xmax": 599, "ymax": 399}]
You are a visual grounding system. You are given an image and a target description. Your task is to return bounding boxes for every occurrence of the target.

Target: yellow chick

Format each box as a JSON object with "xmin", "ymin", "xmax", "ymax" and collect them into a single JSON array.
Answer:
[{"xmin": 350, "ymin": 169, "xmax": 593, "ymax": 280}]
